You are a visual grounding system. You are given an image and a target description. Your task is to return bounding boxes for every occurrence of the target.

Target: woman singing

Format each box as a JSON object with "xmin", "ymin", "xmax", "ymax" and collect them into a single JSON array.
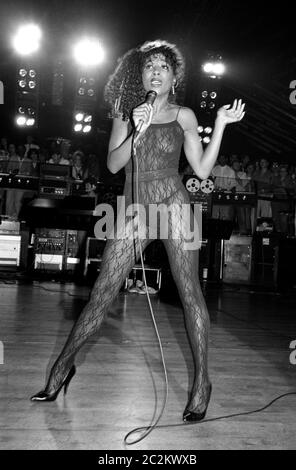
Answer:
[{"xmin": 31, "ymin": 39, "xmax": 245, "ymax": 422}]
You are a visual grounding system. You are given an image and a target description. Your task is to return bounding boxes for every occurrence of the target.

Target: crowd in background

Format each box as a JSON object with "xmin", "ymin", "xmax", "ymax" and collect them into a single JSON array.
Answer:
[
  {"xmin": 183, "ymin": 153, "xmax": 296, "ymax": 235},
  {"xmin": 0, "ymin": 134, "xmax": 101, "ymax": 220},
  {"xmin": 1, "ymin": 134, "xmax": 296, "ymax": 235}
]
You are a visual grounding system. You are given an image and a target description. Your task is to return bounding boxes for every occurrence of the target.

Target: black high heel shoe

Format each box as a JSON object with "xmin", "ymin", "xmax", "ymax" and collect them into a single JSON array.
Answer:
[
  {"xmin": 183, "ymin": 384, "xmax": 212, "ymax": 422},
  {"xmin": 30, "ymin": 365, "xmax": 76, "ymax": 402}
]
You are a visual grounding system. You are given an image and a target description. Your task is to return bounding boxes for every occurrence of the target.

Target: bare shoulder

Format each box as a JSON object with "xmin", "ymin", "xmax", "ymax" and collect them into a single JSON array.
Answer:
[{"xmin": 177, "ymin": 107, "xmax": 198, "ymax": 131}]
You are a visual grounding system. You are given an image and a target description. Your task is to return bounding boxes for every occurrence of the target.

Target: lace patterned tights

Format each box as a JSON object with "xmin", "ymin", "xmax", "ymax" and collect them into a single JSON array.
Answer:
[{"xmin": 43, "ymin": 188, "xmax": 210, "ymax": 414}]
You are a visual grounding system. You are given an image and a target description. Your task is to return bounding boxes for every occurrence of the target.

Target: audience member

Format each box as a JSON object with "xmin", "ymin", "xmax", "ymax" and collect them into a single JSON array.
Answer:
[
  {"xmin": 24, "ymin": 135, "xmax": 40, "ymax": 157},
  {"xmin": 253, "ymin": 158, "xmax": 273, "ymax": 218},
  {"xmin": 71, "ymin": 150, "xmax": 89, "ymax": 180},
  {"xmin": 271, "ymin": 165, "xmax": 295, "ymax": 233}
]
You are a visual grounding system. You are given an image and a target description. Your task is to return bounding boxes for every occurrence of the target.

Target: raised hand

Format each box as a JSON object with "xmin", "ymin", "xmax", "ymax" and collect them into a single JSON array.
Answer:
[{"xmin": 216, "ymin": 99, "xmax": 245, "ymax": 125}]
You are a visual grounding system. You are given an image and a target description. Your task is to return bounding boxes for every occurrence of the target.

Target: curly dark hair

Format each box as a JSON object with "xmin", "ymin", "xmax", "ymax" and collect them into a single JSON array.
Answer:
[{"xmin": 104, "ymin": 39, "xmax": 186, "ymax": 121}]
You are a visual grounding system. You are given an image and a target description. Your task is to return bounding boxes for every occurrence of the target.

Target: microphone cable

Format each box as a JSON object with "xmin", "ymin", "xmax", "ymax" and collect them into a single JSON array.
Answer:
[{"xmin": 123, "ymin": 129, "xmax": 169, "ymax": 446}]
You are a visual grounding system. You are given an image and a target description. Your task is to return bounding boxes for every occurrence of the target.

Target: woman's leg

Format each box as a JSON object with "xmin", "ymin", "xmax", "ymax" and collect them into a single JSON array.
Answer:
[
  {"xmin": 161, "ymin": 193, "xmax": 211, "ymax": 413},
  {"xmin": 43, "ymin": 215, "xmax": 151, "ymax": 393}
]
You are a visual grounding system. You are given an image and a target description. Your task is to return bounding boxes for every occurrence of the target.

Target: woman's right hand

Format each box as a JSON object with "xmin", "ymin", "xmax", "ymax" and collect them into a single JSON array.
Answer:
[{"xmin": 132, "ymin": 103, "xmax": 153, "ymax": 135}]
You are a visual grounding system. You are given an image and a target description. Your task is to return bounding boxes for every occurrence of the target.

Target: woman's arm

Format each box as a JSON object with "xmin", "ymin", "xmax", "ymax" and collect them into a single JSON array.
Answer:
[
  {"xmin": 106, "ymin": 117, "xmax": 132, "ymax": 174},
  {"xmin": 180, "ymin": 100, "xmax": 245, "ymax": 180},
  {"xmin": 107, "ymin": 103, "xmax": 153, "ymax": 174}
]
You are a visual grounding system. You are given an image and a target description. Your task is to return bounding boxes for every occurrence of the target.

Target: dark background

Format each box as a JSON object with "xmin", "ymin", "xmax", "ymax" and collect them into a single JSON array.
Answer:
[{"xmin": 0, "ymin": 0, "xmax": 295, "ymax": 164}]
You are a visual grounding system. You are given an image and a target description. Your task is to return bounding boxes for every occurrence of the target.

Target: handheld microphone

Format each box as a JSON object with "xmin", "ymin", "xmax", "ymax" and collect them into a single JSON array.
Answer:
[{"xmin": 135, "ymin": 90, "xmax": 157, "ymax": 136}]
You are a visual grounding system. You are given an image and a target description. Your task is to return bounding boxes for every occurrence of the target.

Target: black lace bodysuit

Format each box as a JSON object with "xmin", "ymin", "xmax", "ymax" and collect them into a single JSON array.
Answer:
[{"xmin": 44, "ymin": 114, "xmax": 210, "ymax": 416}]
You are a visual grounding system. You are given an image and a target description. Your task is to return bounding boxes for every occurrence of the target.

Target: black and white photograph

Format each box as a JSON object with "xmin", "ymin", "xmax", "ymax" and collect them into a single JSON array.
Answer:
[{"xmin": 0, "ymin": 0, "xmax": 295, "ymax": 455}]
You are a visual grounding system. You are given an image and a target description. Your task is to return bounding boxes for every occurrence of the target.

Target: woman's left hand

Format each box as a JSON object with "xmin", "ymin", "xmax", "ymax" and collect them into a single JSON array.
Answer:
[{"xmin": 216, "ymin": 99, "xmax": 245, "ymax": 125}]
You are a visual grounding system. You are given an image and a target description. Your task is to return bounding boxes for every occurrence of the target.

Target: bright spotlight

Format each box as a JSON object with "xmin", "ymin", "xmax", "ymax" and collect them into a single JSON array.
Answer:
[
  {"xmin": 212, "ymin": 63, "xmax": 225, "ymax": 75},
  {"xmin": 16, "ymin": 115, "xmax": 26, "ymax": 126},
  {"xmin": 26, "ymin": 118, "xmax": 35, "ymax": 126},
  {"xmin": 75, "ymin": 112, "xmax": 84, "ymax": 122},
  {"xmin": 73, "ymin": 38, "xmax": 104, "ymax": 66},
  {"xmin": 83, "ymin": 125, "xmax": 92, "ymax": 133},
  {"xmin": 203, "ymin": 63, "xmax": 213, "ymax": 74},
  {"xmin": 12, "ymin": 24, "xmax": 42, "ymax": 55},
  {"xmin": 74, "ymin": 123, "xmax": 83, "ymax": 132}
]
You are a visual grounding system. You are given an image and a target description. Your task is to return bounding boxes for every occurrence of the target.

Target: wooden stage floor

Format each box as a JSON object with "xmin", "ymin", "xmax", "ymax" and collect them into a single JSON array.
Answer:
[{"xmin": 0, "ymin": 279, "xmax": 295, "ymax": 450}]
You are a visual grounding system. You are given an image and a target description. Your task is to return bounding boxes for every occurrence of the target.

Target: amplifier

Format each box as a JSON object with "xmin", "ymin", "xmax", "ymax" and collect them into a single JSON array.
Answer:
[
  {"xmin": 65, "ymin": 230, "xmax": 80, "ymax": 270},
  {"xmin": 223, "ymin": 235, "xmax": 253, "ymax": 283},
  {"xmin": 39, "ymin": 178, "xmax": 70, "ymax": 197},
  {"xmin": 34, "ymin": 253, "xmax": 63, "ymax": 271},
  {"xmin": 0, "ymin": 234, "xmax": 21, "ymax": 267},
  {"xmin": 0, "ymin": 173, "xmax": 39, "ymax": 190},
  {"xmin": 212, "ymin": 191, "xmax": 257, "ymax": 205},
  {"xmin": 34, "ymin": 228, "xmax": 66, "ymax": 254},
  {"xmin": 39, "ymin": 163, "xmax": 71, "ymax": 198},
  {"xmin": 83, "ymin": 237, "xmax": 107, "ymax": 276}
]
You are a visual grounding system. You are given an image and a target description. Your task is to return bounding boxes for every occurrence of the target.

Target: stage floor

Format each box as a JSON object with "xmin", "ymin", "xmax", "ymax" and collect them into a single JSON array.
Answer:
[{"xmin": 0, "ymin": 279, "xmax": 295, "ymax": 450}]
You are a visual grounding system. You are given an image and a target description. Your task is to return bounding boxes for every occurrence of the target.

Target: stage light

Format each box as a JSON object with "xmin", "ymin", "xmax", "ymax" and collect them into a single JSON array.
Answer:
[
  {"xmin": 75, "ymin": 112, "xmax": 84, "ymax": 122},
  {"xmin": 27, "ymin": 107, "xmax": 35, "ymax": 116},
  {"xmin": 17, "ymin": 67, "xmax": 39, "ymax": 92},
  {"xmin": 73, "ymin": 38, "xmax": 105, "ymax": 66},
  {"xmin": 202, "ymin": 54, "xmax": 225, "ymax": 78},
  {"xmin": 26, "ymin": 118, "xmax": 35, "ymax": 126},
  {"xmin": 29, "ymin": 69, "xmax": 36, "ymax": 78},
  {"xmin": 74, "ymin": 123, "xmax": 83, "ymax": 132},
  {"xmin": 73, "ymin": 111, "xmax": 93, "ymax": 133},
  {"xmin": 76, "ymin": 76, "xmax": 97, "ymax": 100},
  {"xmin": 12, "ymin": 24, "xmax": 42, "ymax": 55},
  {"xmin": 203, "ymin": 63, "xmax": 213, "ymax": 74},
  {"xmin": 16, "ymin": 116, "xmax": 26, "ymax": 126},
  {"xmin": 212, "ymin": 63, "xmax": 225, "ymax": 76},
  {"xmin": 15, "ymin": 102, "xmax": 38, "ymax": 128}
]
